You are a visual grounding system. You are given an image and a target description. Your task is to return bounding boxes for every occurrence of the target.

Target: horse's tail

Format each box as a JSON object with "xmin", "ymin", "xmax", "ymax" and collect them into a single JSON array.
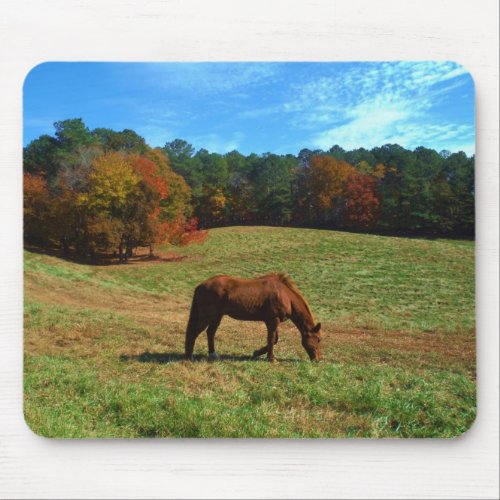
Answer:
[
  {"xmin": 186, "ymin": 289, "xmax": 199, "ymax": 334},
  {"xmin": 185, "ymin": 286, "xmax": 201, "ymax": 357}
]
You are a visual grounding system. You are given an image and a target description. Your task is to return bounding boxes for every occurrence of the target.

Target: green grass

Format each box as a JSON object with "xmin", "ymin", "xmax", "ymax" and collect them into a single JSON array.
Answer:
[{"xmin": 24, "ymin": 226, "xmax": 476, "ymax": 438}]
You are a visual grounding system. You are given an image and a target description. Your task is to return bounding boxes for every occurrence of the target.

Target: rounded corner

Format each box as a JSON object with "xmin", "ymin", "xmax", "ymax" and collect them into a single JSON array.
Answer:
[
  {"xmin": 446, "ymin": 60, "xmax": 476, "ymax": 95},
  {"xmin": 22, "ymin": 61, "xmax": 54, "ymax": 94},
  {"xmin": 23, "ymin": 406, "xmax": 53, "ymax": 439},
  {"xmin": 446, "ymin": 410, "xmax": 478, "ymax": 440}
]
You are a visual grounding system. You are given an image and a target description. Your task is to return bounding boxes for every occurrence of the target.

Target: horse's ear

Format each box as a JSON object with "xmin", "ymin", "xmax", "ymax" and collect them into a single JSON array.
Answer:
[{"xmin": 312, "ymin": 322, "xmax": 321, "ymax": 333}]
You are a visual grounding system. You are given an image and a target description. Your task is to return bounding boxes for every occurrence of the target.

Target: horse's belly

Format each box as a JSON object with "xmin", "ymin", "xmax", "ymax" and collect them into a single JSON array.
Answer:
[
  {"xmin": 221, "ymin": 287, "xmax": 291, "ymax": 322},
  {"xmin": 223, "ymin": 303, "xmax": 288, "ymax": 322},
  {"xmin": 221, "ymin": 299, "xmax": 269, "ymax": 321},
  {"xmin": 224, "ymin": 308, "xmax": 266, "ymax": 321}
]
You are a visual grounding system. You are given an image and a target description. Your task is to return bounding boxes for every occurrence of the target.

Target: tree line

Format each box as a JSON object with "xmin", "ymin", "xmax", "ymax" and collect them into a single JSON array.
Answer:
[
  {"xmin": 163, "ymin": 138, "xmax": 474, "ymax": 235},
  {"xmin": 24, "ymin": 118, "xmax": 474, "ymax": 259}
]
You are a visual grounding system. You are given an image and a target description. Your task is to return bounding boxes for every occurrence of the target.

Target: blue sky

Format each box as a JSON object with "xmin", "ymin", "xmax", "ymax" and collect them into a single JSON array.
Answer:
[{"xmin": 23, "ymin": 62, "xmax": 475, "ymax": 155}]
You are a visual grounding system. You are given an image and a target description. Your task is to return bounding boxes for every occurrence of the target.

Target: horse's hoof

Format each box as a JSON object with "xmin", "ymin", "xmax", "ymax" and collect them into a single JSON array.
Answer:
[
  {"xmin": 208, "ymin": 352, "xmax": 219, "ymax": 362},
  {"xmin": 267, "ymin": 357, "xmax": 277, "ymax": 363},
  {"xmin": 252, "ymin": 350, "xmax": 260, "ymax": 359}
]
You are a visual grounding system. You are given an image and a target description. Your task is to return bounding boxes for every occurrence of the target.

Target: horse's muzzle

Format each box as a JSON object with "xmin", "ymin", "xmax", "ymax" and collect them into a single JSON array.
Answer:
[{"xmin": 308, "ymin": 351, "xmax": 320, "ymax": 362}]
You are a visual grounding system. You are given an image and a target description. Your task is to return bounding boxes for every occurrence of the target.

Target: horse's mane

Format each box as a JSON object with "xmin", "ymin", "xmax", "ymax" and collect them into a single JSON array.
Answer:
[{"xmin": 262, "ymin": 273, "xmax": 314, "ymax": 319}]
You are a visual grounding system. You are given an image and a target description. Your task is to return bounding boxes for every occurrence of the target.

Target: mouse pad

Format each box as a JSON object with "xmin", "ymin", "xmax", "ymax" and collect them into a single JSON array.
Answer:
[{"xmin": 23, "ymin": 62, "xmax": 475, "ymax": 438}]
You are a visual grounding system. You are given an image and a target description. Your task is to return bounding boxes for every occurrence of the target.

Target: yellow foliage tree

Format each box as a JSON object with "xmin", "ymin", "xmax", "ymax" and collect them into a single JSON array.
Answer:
[
  {"xmin": 305, "ymin": 155, "xmax": 353, "ymax": 216},
  {"xmin": 207, "ymin": 188, "xmax": 226, "ymax": 221},
  {"xmin": 78, "ymin": 152, "xmax": 141, "ymax": 214}
]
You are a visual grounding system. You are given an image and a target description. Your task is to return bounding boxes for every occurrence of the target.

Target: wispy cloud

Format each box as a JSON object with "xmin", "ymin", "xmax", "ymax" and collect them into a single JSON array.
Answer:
[
  {"xmin": 284, "ymin": 62, "xmax": 474, "ymax": 152},
  {"xmin": 141, "ymin": 63, "xmax": 281, "ymax": 96}
]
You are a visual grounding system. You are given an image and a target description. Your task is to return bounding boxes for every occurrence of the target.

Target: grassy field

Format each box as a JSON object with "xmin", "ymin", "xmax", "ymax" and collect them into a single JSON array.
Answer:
[{"xmin": 24, "ymin": 226, "xmax": 476, "ymax": 438}]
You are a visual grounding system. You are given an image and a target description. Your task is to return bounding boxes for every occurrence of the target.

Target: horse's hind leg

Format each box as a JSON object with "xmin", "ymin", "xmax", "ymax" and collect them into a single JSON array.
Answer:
[
  {"xmin": 206, "ymin": 316, "xmax": 222, "ymax": 361},
  {"xmin": 252, "ymin": 331, "xmax": 279, "ymax": 359},
  {"xmin": 185, "ymin": 321, "xmax": 209, "ymax": 361}
]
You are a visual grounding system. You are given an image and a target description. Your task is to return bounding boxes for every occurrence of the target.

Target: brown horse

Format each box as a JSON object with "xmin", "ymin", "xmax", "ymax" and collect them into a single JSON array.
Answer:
[{"xmin": 184, "ymin": 273, "xmax": 322, "ymax": 362}]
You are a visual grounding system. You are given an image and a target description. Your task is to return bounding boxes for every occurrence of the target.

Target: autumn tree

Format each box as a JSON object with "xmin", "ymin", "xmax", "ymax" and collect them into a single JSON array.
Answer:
[
  {"xmin": 296, "ymin": 155, "xmax": 384, "ymax": 229},
  {"xmin": 145, "ymin": 148, "xmax": 203, "ymax": 249},
  {"xmin": 297, "ymin": 155, "xmax": 352, "ymax": 225},
  {"xmin": 73, "ymin": 152, "xmax": 140, "ymax": 258},
  {"xmin": 23, "ymin": 174, "xmax": 51, "ymax": 245},
  {"xmin": 342, "ymin": 170, "xmax": 382, "ymax": 228}
]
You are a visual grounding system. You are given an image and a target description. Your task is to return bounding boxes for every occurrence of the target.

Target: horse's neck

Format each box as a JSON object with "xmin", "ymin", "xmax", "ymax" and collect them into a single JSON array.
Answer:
[{"xmin": 290, "ymin": 293, "xmax": 315, "ymax": 333}]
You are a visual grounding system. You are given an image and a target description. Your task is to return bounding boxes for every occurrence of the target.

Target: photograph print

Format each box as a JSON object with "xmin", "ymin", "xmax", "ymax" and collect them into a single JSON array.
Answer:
[{"xmin": 23, "ymin": 62, "xmax": 475, "ymax": 438}]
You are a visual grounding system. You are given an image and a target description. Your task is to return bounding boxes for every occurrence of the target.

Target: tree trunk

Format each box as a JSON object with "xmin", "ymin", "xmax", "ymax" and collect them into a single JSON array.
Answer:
[
  {"xmin": 60, "ymin": 238, "xmax": 69, "ymax": 255},
  {"xmin": 125, "ymin": 245, "xmax": 133, "ymax": 261},
  {"xmin": 118, "ymin": 241, "xmax": 124, "ymax": 263}
]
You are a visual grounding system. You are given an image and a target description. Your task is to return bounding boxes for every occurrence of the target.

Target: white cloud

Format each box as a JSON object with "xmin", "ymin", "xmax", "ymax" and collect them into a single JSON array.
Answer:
[{"xmin": 294, "ymin": 62, "xmax": 473, "ymax": 152}]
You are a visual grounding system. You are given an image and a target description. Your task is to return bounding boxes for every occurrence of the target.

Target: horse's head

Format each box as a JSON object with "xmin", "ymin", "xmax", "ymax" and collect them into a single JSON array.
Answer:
[{"xmin": 301, "ymin": 322, "xmax": 322, "ymax": 361}]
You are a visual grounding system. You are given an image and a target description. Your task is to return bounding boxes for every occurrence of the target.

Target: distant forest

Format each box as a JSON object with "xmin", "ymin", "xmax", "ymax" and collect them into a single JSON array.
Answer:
[{"xmin": 23, "ymin": 119, "xmax": 474, "ymax": 258}]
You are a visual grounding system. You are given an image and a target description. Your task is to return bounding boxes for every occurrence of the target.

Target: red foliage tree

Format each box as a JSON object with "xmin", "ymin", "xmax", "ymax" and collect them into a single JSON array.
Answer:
[
  {"xmin": 343, "ymin": 170, "xmax": 381, "ymax": 228},
  {"xmin": 296, "ymin": 155, "xmax": 384, "ymax": 229},
  {"xmin": 130, "ymin": 155, "xmax": 169, "ymax": 200}
]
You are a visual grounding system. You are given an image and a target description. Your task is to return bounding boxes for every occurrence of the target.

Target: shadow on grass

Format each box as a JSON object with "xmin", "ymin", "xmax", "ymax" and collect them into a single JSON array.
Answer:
[
  {"xmin": 25, "ymin": 243, "xmax": 188, "ymax": 267},
  {"xmin": 119, "ymin": 351, "xmax": 302, "ymax": 363}
]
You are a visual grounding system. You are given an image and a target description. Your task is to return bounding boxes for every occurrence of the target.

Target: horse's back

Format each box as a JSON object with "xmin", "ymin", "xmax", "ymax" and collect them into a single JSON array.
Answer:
[
  {"xmin": 194, "ymin": 274, "xmax": 292, "ymax": 321},
  {"xmin": 199, "ymin": 274, "xmax": 280, "ymax": 296}
]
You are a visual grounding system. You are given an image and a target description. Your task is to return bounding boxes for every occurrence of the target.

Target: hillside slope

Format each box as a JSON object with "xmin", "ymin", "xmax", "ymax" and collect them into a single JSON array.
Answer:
[{"xmin": 24, "ymin": 226, "xmax": 476, "ymax": 438}]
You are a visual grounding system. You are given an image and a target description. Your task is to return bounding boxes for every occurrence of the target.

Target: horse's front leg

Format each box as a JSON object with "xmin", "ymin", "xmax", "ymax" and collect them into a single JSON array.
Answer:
[
  {"xmin": 252, "ymin": 331, "xmax": 279, "ymax": 359},
  {"xmin": 264, "ymin": 318, "xmax": 279, "ymax": 362}
]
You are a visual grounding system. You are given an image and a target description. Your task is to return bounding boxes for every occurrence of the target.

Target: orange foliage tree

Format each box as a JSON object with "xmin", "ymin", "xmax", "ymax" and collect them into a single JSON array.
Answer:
[
  {"xmin": 297, "ymin": 155, "xmax": 383, "ymax": 229},
  {"xmin": 23, "ymin": 173, "xmax": 51, "ymax": 245}
]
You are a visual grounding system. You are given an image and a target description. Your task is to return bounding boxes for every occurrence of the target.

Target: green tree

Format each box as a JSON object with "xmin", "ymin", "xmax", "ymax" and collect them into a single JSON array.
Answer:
[
  {"xmin": 163, "ymin": 139, "xmax": 195, "ymax": 172},
  {"xmin": 443, "ymin": 152, "xmax": 475, "ymax": 234},
  {"xmin": 93, "ymin": 128, "xmax": 147, "ymax": 154},
  {"xmin": 54, "ymin": 118, "xmax": 98, "ymax": 151},
  {"xmin": 327, "ymin": 144, "xmax": 346, "ymax": 161},
  {"xmin": 23, "ymin": 135, "xmax": 59, "ymax": 179},
  {"xmin": 251, "ymin": 154, "xmax": 296, "ymax": 224}
]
